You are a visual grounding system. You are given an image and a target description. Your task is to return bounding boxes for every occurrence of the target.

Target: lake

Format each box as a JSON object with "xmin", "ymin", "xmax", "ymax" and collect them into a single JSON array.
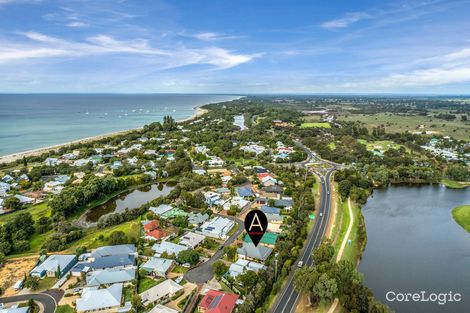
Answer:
[
  {"xmin": 233, "ymin": 114, "xmax": 247, "ymax": 130},
  {"xmin": 359, "ymin": 185, "xmax": 470, "ymax": 313},
  {"xmin": 85, "ymin": 182, "xmax": 175, "ymax": 222}
]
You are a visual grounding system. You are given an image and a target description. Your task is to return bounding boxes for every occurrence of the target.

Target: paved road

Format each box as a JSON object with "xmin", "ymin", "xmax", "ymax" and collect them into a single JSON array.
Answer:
[
  {"xmin": 271, "ymin": 144, "xmax": 337, "ymax": 313},
  {"xmin": 0, "ymin": 292, "xmax": 58, "ymax": 313},
  {"xmin": 184, "ymin": 215, "xmax": 244, "ymax": 283}
]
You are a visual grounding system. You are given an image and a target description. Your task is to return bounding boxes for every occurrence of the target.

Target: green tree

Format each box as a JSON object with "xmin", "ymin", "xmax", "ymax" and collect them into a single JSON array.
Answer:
[
  {"xmin": 312, "ymin": 273, "xmax": 337, "ymax": 303},
  {"xmin": 108, "ymin": 231, "xmax": 129, "ymax": 245},
  {"xmin": 3, "ymin": 197, "xmax": 22, "ymax": 211},
  {"xmin": 177, "ymin": 249, "xmax": 200, "ymax": 265},
  {"xmin": 212, "ymin": 260, "xmax": 228, "ymax": 278}
]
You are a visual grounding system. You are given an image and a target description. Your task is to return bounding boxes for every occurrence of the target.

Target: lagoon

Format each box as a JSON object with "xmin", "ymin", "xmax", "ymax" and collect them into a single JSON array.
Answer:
[{"xmin": 359, "ymin": 185, "xmax": 470, "ymax": 312}]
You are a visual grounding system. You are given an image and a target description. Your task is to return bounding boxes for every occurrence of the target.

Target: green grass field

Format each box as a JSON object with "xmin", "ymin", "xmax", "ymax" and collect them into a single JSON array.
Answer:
[
  {"xmin": 0, "ymin": 202, "xmax": 52, "ymax": 225},
  {"xmin": 333, "ymin": 199, "xmax": 362, "ymax": 264},
  {"xmin": 300, "ymin": 122, "xmax": 331, "ymax": 129},
  {"xmin": 138, "ymin": 276, "xmax": 160, "ymax": 293},
  {"xmin": 56, "ymin": 305, "xmax": 74, "ymax": 313},
  {"xmin": 442, "ymin": 179, "xmax": 470, "ymax": 189},
  {"xmin": 339, "ymin": 113, "xmax": 470, "ymax": 140},
  {"xmin": 452, "ymin": 205, "xmax": 470, "ymax": 233}
]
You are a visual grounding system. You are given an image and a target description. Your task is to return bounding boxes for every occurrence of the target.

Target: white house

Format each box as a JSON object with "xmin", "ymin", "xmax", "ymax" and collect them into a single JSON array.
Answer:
[
  {"xmin": 141, "ymin": 257, "xmax": 174, "ymax": 277},
  {"xmin": 197, "ymin": 216, "xmax": 234, "ymax": 239},
  {"xmin": 140, "ymin": 279, "xmax": 183, "ymax": 305},
  {"xmin": 76, "ymin": 283, "xmax": 124, "ymax": 313},
  {"xmin": 179, "ymin": 232, "xmax": 205, "ymax": 248},
  {"xmin": 151, "ymin": 241, "xmax": 189, "ymax": 257}
]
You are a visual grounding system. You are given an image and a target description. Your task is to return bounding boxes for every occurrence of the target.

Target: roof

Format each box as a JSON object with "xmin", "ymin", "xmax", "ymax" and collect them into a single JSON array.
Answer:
[
  {"xmin": 144, "ymin": 220, "xmax": 160, "ymax": 232},
  {"xmin": 146, "ymin": 229, "xmax": 171, "ymax": 240},
  {"xmin": 260, "ymin": 206, "xmax": 281, "ymax": 215},
  {"xmin": 149, "ymin": 204, "xmax": 174, "ymax": 216},
  {"xmin": 140, "ymin": 279, "xmax": 183, "ymax": 304},
  {"xmin": 91, "ymin": 245, "xmax": 136, "ymax": 259},
  {"xmin": 179, "ymin": 231, "xmax": 205, "ymax": 248},
  {"xmin": 152, "ymin": 241, "xmax": 189, "ymax": 256},
  {"xmin": 86, "ymin": 268, "xmax": 135, "ymax": 287},
  {"xmin": 199, "ymin": 289, "xmax": 239, "ymax": 313},
  {"xmin": 237, "ymin": 243, "xmax": 273, "ymax": 261},
  {"xmin": 274, "ymin": 199, "xmax": 293, "ymax": 207},
  {"xmin": 261, "ymin": 185, "xmax": 283, "ymax": 193},
  {"xmin": 141, "ymin": 257, "xmax": 173, "ymax": 274},
  {"xmin": 188, "ymin": 212, "xmax": 209, "ymax": 225},
  {"xmin": 72, "ymin": 254, "xmax": 135, "ymax": 273},
  {"xmin": 148, "ymin": 304, "xmax": 178, "ymax": 313},
  {"xmin": 0, "ymin": 308, "xmax": 29, "ymax": 313},
  {"xmin": 244, "ymin": 232, "xmax": 278, "ymax": 245},
  {"xmin": 236, "ymin": 187, "xmax": 254, "ymax": 197},
  {"xmin": 31, "ymin": 254, "xmax": 76, "ymax": 275},
  {"xmin": 197, "ymin": 216, "xmax": 234, "ymax": 239},
  {"xmin": 76, "ymin": 283, "xmax": 122, "ymax": 312},
  {"xmin": 228, "ymin": 259, "xmax": 266, "ymax": 278}
]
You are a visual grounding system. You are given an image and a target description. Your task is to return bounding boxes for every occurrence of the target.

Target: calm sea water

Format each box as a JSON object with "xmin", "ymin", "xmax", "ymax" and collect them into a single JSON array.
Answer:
[
  {"xmin": 0, "ymin": 94, "xmax": 241, "ymax": 156},
  {"xmin": 359, "ymin": 185, "xmax": 470, "ymax": 313}
]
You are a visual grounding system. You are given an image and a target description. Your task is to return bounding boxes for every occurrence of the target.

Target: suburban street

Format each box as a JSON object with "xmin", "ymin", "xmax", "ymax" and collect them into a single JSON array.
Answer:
[
  {"xmin": 271, "ymin": 144, "xmax": 338, "ymax": 313},
  {"xmin": 0, "ymin": 292, "xmax": 59, "ymax": 313},
  {"xmin": 184, "ymin": 215, "xmax": 244, "ymax": 283}
]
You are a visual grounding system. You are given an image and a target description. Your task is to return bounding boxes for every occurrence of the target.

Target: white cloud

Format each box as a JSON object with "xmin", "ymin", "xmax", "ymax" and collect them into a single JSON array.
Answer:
[
  {"xmin": 321, "ymin": 12, "xmax": 370, "ymax": 29},
  {"xmin": 66, "ymin": 21, "xmax": 88, "ymax": 28},
  {"xmin": 0, "ymin": 32, "xmax": 259, "ymax": 70},
  {"xmin": 191, "ymin": 32, "xmax": 243, "ymax": 41}
]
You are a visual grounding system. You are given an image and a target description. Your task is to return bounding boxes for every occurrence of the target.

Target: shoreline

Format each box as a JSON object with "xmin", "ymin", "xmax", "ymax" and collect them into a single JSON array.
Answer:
[{"xmin": 0, "ymin": 106, "xmax": 209, "ymax": 165}]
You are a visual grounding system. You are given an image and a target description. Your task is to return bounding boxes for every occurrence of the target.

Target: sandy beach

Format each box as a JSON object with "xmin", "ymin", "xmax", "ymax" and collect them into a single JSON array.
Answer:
[{"xmin": 0, "ymin": 106, "xmax": 208, "ymax": 165}]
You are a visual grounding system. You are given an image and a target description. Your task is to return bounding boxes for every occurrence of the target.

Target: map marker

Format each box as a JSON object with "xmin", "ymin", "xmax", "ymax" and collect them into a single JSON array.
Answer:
[{"xmin": 244, "ymin": 209, "xmax": 268, "ymax": 247}]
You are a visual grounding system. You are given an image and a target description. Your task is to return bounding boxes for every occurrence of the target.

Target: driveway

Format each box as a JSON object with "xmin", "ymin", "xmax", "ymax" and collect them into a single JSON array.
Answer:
[{"xmin": 184, "ymin": 215, "xmax": 243, "ymax": 283}]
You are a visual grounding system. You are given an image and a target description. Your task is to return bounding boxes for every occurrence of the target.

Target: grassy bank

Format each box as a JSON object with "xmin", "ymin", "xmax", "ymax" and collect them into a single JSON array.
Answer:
[
  {"xmin": 442, "ymin": 179, "xmax": 470, "ymax": 189},
  {"xmin": 452, "ymin": 205, "xmax": 470, "ymax": 233}
]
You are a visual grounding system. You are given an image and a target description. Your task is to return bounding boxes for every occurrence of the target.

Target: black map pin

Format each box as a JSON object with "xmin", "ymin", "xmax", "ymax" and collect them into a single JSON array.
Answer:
[{"xmin": 244, "ymin": 209, "xmax": 268, "ymax": 247}]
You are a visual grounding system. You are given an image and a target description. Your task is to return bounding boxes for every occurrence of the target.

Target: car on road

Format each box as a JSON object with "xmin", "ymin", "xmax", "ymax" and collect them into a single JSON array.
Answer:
[
  {"xmin": 319, "ymin": 212, "xmax": 323, "ymax": 217},
  {"xmin": 297, "ymin": 261, "xmax": 303, "ymax": 267}
]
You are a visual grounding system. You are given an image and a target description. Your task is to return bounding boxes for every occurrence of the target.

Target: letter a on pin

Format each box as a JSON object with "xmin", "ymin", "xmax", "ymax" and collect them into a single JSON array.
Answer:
[{"xmin": 244, "ymin": 209, "xmax": 268, "ymax": 247}]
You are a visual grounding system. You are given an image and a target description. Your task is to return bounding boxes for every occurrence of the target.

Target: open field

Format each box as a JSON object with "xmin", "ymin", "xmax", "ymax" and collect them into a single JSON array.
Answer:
[
  {"xmin": 452, "ymin": 205, "xmax": 470, "ymax": 233},
  {"xmin": 0, "ymin": 202, "xmax": 51, "ymax": 225},
  {"xmin": 339, "ymin": 113, "xmax": 470, "ymax": 140},
  {"xmin": 0, "ymin": 256, "xmax": 38, "ymax": 295},
  {"xmin": 442, "ymin": 179, "xmax": 470, "ymax": 189},
  {"xmin": 300, "ymin": 122, "xmax": 331, "ymax": 129}
]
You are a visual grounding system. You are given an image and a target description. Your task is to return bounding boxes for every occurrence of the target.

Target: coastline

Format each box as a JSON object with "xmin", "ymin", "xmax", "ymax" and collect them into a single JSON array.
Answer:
[{"xmin": 0, "ymin": 106, "xmax": 209, "ymax": 165}]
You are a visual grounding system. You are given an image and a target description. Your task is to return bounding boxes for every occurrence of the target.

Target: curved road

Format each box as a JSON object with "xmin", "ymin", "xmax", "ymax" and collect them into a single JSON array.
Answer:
[
  {"xmin": 271, "ymin": 144, "xmax": 337, "ymax": 313},
  {"xmin": 184, "ymin": 215, "xmax": 244, "ymax": 283},
  {"xmin": 0, "ymin": 292, "xmax": 58, "ymax": 313}
]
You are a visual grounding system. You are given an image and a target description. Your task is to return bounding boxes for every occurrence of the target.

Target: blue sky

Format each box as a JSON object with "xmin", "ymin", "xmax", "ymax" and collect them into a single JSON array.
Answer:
[{"xmin": 1, "ymin": 0, "xmax": 470, "ymax": 93}]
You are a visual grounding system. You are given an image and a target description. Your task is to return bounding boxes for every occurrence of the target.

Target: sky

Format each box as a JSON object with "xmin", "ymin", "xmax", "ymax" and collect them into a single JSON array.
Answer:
[{"xmin": 1, "ymin": 0, "xmax": 470, "ymax": 94}]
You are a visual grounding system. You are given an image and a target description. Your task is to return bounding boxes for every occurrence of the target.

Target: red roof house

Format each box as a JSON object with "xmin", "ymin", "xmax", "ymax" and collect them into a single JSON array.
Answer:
[{"xmin": 199, "ymin": 290, "xmax": 239, "ymax": 313}]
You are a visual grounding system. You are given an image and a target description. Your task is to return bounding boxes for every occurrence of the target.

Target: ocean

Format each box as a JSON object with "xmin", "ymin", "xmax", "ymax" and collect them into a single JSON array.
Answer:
[{"xmin": 0, "ymin": 94, "xmax": 241, "ymax": 156}]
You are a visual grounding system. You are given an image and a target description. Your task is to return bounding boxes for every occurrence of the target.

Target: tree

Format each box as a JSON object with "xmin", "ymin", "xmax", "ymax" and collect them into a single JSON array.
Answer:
[
  {"xmin": 108, "ymin": 231, "xmax": 129, "ymax": 245},
  {"xmin": 28, "ymin": 299, "xmax": 35, "ymax": 313},
  {"xmin": 0, "ymin": 252, "xmax": 5, "ymax": 266},
  {"xmin": 312, "ymin": 273, "xmax": 337, "ymax": 303},
  {"xmin": 294, "ymin": 266, "xmax": 318, "ymax": 304},
  {"xmin": 25, "ymin": 277, "xmax": 39, "ymax": 290},
  {"xmin": 3, "ymin": 197, "xmax": 22, "ymax": 211},
  {"xmin": 177, "ymin": 249, "xmax": 200, "ymax": 265},
  {"xmin": 236, "ymin": 270, "xmax": 258, "ymax": 295},
  {"xmin": 131, "ymin": 293, "xmax": 143, "ymax": 312},
  {"xmin": 224, "ymin": 245, "xmax": 237, "ymax": 261},
  {"xmin": 212, "ymin": 260, "xmax": 228, "ymax": 278}
]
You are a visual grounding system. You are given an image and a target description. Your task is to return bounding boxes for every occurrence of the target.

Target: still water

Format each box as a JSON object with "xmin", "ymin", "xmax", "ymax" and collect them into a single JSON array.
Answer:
[
  {"xmin": 359, "ymin": 185, "xmax": 470, "ymax": 313},
  {"xmin": 85, "ymin": 182, "xmax": 175, "ymax": 222}
]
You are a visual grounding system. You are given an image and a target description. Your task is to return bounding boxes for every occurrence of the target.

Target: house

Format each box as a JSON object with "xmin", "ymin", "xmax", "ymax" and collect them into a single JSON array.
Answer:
[
  {"xmin": 0, "ymin": 307, "xmax": 29, "ymax": 313},
  {"xmin": 62, "ymin": 153, "xmax": 77, "ymax": 160},
  {"xmin": 45, "ymin": 158, "xmax": 60, "ymax": 166},
  {"xmin": 222, "ymin": 197, "xmax": 249, "ymax": 211},
  {"xmin": 236, "ymin": 187, "xmax": 254, "ymax": 198},
  {"xmin": 205, "ymin": 156, "xmax": 225, "ymax": 167},
  {"xmin": 260, "ymin": 206, "xmax": 283, "ymax": 223},
  {"xmin": 151, "ymin": 241, "xmax": 189, "ymax": 257},
  {"xmin": 244, "ymin": 232, "xmax": 278, "ymax": 247},
  {"xmin": 86, "ymin": 268, "xmax": 136, "ymax": 287},
  {"xmin": 14, "ymin": 194, "xmax": 34, "ymax": 204},
  {"xmin": 141, "ymin": 257, "xmax": 174, "ymax": 277},
  {"xmin": 148, "ymin": 304, "xmax": 178, "ymax": 313},
  {"xmin": 30, "ymin": 254, "xmax": 77, "ymax": 278},
  {"xmin": 149, "ymin": 204, "xmax": 174, "ymax": 216},
  {"xmin": 237, "ymin": 243, "xmax": 273, "ymax": 261},
  {"xmin": 1, "ymin": 175, "xmax": 14, "ymax": 183},
  {"xmin": 193, "ymin": 169, "xmax": 207, "ymax": 175},
  {"xmin": 90, "ymin": 244, "xmax": 136, "ymax": 260},
  {"xmin": 228, "ymin": 259, "xmax": 266, "ymax": 278},
  {"xmin": 143, "ymin": 220, "xmax": 173, "ymax": 241},
  {"xmin": 140, "ymin": 279, "xmax": 183, "ymax": 305},
  {"xmin": 274, "ymin": 199, "xmax": 293, "ymax": 210},
  {"xmin": 0, "ymin": 182, "xmax": 11, "ymax": 192},
  {"xmin": 110, "ymin": 161, "xmax": 122, "ymax": 170},
  {"xmin": 199, "ymin": 289, "xmax": 239, "ymax": 313},
  {"xmin": 179, "ymin": 232, "xmax": 205, "ymax": 248},
  {"xmin": 73, "ymin": 159, "xmax": 91, "ymax": 167},
  {"xmin": 197, "ymin": 216, "xmax": 234, "ymax": 239},
  {"xmin": 76, "ymin": 283, "xmax": 123, "ymax": 313},
  {"xmin": 253, "ymin": 166, "xmax": 268, "ymax": 174},
  {"xmin": 17, "ymin": 174, "xmax": 29, "ymax": 182},
  {"xmin": 261, "ymin": 176, "xmax": 278, "ymax": 187},
  {"xmin": 188, "ymin": 212, "xmax": 209, "ymax": 227},
  {"xmin": 204, "ymin": 192, "xmax": 221, "ymax": 206}
]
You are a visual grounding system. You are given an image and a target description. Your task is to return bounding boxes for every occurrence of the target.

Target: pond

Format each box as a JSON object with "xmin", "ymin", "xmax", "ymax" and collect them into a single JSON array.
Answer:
[
  {"xmin": 233, "ymin": 114, "xmax": 247, "ymax": 130},
  {"xmin": 359, "ymin": 185, "xmax": 470, "ymax": 313},
  {"xmin": 85, "ymin": 182, "xmax": 176, "ymax": 222}
]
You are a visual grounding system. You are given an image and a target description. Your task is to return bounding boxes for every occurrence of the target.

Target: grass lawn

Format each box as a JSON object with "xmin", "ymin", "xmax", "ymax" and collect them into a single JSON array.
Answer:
[
  {"xmin": 452, "ymin": 205, "xmax": 470, "ymax": 233},
  {"xmin": 64, "ymin": 220, "xmax": 141, "ymax": 252},
  {"xmin": 442, "ymin": 179, "xmax": 470, "ymax": 189},
  {"xmin": 0, "ymin": 202, "xmax": 52, "ymax": 225},
  {"xmin": 138, "ymin": 276, "xmax": 160, "ymax": 293},
  {"xmin": 333, "ymin": 200, "xmax": 363, "ymax": 264},
  {"xmin": 171, "ymin": 265, "xmax": 188, "ymax": 274},
  {"xmin": 300, "ymin": 122, "xmax": 331, "ymax": 129},
  {"xmin": 56, "ymin": 305, "xmax": 74, "ymax": 313},
  {"xmin": 357, "ymin": 139, "xmax": 406, "ymax": 152},
  {"xmin": 36, "ymin": 277, "xmax": 57, "ymax": 291}
]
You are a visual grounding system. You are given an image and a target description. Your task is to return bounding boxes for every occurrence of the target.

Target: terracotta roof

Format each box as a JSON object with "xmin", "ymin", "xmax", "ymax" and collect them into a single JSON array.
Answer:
[{"xmin": 199, "ymin": 290, "xmax": 239, "ymax": 313}]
